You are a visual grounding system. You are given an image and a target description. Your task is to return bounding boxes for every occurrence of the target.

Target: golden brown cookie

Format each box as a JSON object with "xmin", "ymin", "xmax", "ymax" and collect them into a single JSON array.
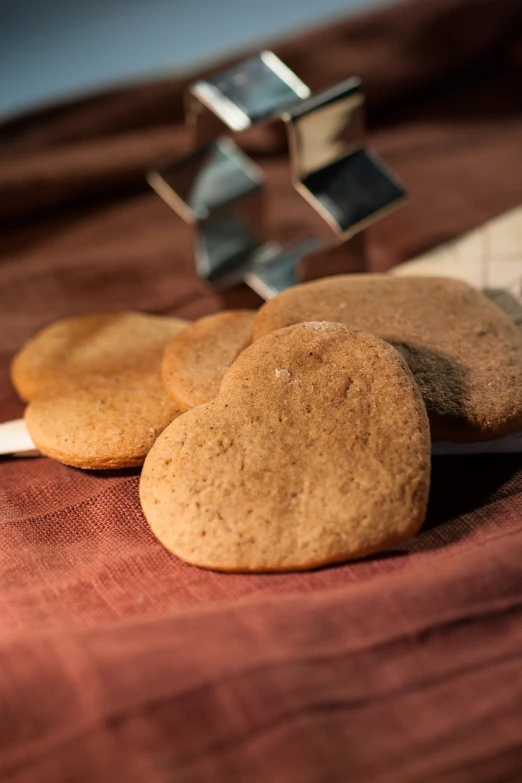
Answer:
[
  {"xmin": 140, "ymin": 322, "xmax": 431, "ymax": 572},
  {"xmin": 25, "ymin": 373, "xmax": 182, "ymax": 469},
  {"xmin": 11, "ymin": 311, "xmax": 188, "ymax": 401},
  {"xmin": 253, "ymin": 275, "xmax": 522, "ymax": 442},
  {"xmin": 162, "ymin": 310, "xmax": 255, "ymax": 411},
  {"xmin": 17, "ymin": 311, "xmax": 188, "ymax": 469}
]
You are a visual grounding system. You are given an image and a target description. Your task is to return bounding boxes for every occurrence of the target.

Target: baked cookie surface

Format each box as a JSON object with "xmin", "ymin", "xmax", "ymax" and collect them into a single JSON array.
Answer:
[
  {"xmin": 26, "ymin": 373, "xmax": 181, "ymax": 469},
  {"xmin": 253, "ymin": 275, "xmax": 522, "ymax": 441},
  {"xmin": 141, "ymin": 322, "xmax": 431, "ymax": 572},
  {"xmin": 12, "ymin": 311, "xmax": 188, "ymax": 401},
  {"xmin": 16, "ymin": 311, "xmax": 188, "ymax": 468},
  {"xmin": 162, "ymin": 310, "xmax": 255, "ymax": 411}
]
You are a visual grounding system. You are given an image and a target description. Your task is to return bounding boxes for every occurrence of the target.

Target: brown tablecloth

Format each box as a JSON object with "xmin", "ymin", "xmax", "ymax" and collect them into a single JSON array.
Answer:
[{"xmin": 1, "ymin": 1, "xmax": 522, "ymax": 780}]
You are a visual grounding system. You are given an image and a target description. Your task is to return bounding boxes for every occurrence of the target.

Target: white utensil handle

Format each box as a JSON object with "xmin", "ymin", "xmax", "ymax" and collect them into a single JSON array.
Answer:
[{"xmin": 0, "ymin": 418, "xmax": 38, "ymax": 456}]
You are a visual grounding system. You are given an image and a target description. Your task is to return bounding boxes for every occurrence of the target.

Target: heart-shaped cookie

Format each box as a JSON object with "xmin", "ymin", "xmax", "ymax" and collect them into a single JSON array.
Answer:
[
  {"xmin": 141, "ymin": 322, "xmax": 431, "ymax": 572},
  {"xmin": 253, "ymin": 275, "xmax": 522, "ymax": 442},
  {"xmin": 162, "ymin": 310, "xmax": 255, "ymax": 411}
]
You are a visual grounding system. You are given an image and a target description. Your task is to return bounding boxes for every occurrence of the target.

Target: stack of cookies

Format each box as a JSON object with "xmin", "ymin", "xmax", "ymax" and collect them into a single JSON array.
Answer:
[
  {"xmin": 11, "ymin": 312, "xmax": 188, "ymax": 468},
  {"xmin": 12, "ymin": 276, "xmax": 522, "ymax": 572}
]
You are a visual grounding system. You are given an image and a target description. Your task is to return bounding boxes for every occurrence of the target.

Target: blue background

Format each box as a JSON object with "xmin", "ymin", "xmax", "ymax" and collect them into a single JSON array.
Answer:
[{"xmin": 1, "ymin": 0, "xmax": 388, "ymax": 119}]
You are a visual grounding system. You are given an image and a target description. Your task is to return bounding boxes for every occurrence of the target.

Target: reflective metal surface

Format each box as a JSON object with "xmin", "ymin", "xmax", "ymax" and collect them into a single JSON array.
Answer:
[
  {"xmin": 285, "ymin": 78, "xmax": 362, "ymax": 180},
  {"xmin": 284, "ymin": 79, "xmax": 405, "ymax": 239},
  {"xmin": 299, "ymin": 149, "xmax": 405, "ymax": 237},
  {"xmin": 195, "ymin": 190, "xmax": 265, "ymax": 286},
  {"xmin": 148, "ymin": 51, "xmax": 406, "ymax": 299},
  {"xmin": 188, "ymin": 51, "xmax": 310, "ymax": 145},
  {"xmin": 244, "ymin": 238, "xmax": 322, "ymax": 300},
  {"xmin": 148, "ymin": 138, "xmax": 266, "ymax": 285}
]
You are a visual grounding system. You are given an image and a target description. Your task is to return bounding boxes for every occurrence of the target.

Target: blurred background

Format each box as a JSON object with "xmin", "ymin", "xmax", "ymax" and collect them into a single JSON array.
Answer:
[{"xmin": 1, "ymin": 0, "xmax": 391, "ymax": 120}]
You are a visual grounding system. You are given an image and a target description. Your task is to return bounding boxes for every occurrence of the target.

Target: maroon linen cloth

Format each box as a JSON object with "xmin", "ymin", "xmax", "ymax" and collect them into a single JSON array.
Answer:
[{"xmin": 1, "ymin": 0, "xmax": 522, "ymax": 779}]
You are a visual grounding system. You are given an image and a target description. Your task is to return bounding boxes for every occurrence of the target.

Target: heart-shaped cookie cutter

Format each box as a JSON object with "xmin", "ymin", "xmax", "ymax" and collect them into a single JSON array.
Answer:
[{"xmin": 147, "ymin": 51, "xmax": 406, "ymax": 300}]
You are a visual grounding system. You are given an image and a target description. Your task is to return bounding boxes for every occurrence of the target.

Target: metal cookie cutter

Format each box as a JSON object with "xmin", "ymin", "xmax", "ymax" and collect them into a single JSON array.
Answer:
[{"xmin": 147, "ymin": 52, "xmax": 406, "ymax": 300}]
